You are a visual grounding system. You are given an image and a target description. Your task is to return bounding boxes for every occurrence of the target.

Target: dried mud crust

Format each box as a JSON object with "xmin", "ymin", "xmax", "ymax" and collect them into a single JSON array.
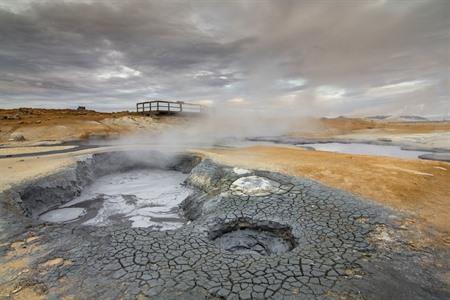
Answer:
[{"xmin": 0, "ymin": 159, "xmax": 449, "ymax": 299}]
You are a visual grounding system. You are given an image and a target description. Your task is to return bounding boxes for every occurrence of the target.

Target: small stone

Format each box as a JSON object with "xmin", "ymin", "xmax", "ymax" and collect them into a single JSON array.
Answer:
[{"xmin": 9, "ymin": 133, "xmax": 26, "ymax": 142}]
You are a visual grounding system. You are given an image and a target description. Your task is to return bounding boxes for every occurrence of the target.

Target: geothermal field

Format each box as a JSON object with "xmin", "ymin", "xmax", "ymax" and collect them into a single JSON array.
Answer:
[
  {"xmin": 1, "ymin": 1, "xmax": 450, "ymax": 299},
  {"xmin": 0, "ymin": 109, "xmax": 449, "ymax": 299}
]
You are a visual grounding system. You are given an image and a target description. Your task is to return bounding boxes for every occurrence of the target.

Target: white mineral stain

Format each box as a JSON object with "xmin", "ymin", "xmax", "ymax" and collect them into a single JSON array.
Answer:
[
  {"xmin": 232, "ymin": 167, "xmax": 251, "ymax": 175},
  {"xmin": 230, "ymin": 175, "xmax": 279, "ymax": 196}
]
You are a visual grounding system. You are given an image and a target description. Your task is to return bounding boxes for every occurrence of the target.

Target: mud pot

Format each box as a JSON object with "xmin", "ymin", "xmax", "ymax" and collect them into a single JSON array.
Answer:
[
  {"xmin": 45, "ymin": 168, "xmax": 192, "ymax": 229},
  {"xmin": 0, "ymin": 151, "xmax": 449, "ymax": 299}
]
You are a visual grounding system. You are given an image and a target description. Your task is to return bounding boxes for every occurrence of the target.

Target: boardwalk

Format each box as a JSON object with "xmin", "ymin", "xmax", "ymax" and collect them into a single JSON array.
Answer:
[{"xmin": 136, "ymin": 100, "xmax": 204, "ymax": 114}]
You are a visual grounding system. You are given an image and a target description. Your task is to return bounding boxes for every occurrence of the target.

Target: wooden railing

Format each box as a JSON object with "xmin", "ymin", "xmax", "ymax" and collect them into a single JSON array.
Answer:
[{"xmin": 136, "ymin": 100, "xmax": 204, "ymax": 114}]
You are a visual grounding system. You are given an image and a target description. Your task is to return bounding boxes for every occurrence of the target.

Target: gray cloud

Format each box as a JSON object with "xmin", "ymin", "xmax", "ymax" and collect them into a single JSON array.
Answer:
[{"xmin": 0, "ymin": 0, "xmax": 448, "ymax": 116}]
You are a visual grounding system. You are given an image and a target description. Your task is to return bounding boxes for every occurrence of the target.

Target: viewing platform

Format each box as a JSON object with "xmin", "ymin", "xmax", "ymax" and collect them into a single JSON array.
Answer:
[{"xmin": 136, "ymin": 100, "xmax": 205, "ymax": 114}]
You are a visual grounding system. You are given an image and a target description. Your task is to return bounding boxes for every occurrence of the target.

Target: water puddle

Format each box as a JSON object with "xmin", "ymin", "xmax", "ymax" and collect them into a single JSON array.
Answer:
[
  {"xmin": 303, "ymin": 142, "xmax": 430, "ymax": 159},
  {"xmin": 40, "ymin": 169, "xmax": 192, "ymax": 230}
]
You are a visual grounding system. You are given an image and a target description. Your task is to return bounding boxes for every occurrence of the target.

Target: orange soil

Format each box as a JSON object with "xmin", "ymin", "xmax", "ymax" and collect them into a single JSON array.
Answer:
[
  {"xmin": 0, "ymin": 108, "xmax": 128, "ymax": 141},
  {"xmin": 321, "ymin": 117, "xmax": 450, "ymax": 133},
  {"xmin": 0, "ymin": 108, "xmax": 128, "ymax": 126},
  {"xmin": 198, "ymin": 146, "xmax": 450, "ymax": 239},
  {"xmin": 0, "ymin": 108, "xmax": 189, "ymax": 143},
  {"xmin": 289, "ymin": 117, "xmax": 450, "ymax": 137}
]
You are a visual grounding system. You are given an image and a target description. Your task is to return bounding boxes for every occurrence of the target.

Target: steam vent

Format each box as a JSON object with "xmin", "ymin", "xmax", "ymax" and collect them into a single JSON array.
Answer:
[{"xmin": 1, "ymin": 151, "xmax": 448, "ymax": 299}]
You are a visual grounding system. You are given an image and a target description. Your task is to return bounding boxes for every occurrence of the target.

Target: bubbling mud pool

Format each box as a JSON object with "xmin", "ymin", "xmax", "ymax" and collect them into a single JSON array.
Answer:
[{"xmin": 34, "ymin": 152, "xmax": 197, "ymax": 230}]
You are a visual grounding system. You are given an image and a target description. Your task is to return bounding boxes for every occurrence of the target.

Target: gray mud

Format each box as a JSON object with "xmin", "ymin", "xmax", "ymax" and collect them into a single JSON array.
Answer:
[
  {"xmin": 0, "ymin": 152, "xmax": 448, "ymax": 299},
  {"xmin": 210, "ymin": 220, "xmax": 296, "ymax": 256},
  {"xmin": 54, "ymin": 168, "xmax": 192, "ymax": 229}
]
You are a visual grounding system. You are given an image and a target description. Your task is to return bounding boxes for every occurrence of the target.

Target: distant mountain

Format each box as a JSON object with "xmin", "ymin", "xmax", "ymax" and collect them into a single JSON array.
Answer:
[
  {"xmin": 366, "ymin": 115, "xmax": 430, "ymax": 122},
  {"xmin": 366, "ymin": 115, "xmax": 390, "ymax": 120},
  {"xmin": 397, "ymin": 115, "xmax": 429, "ymax": 121}
]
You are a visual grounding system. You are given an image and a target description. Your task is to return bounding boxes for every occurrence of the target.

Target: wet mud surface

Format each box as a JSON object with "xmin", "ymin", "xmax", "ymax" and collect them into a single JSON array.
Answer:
[
  {"xmin": 0, "ymin": 153, "xmax": 449, "ymax": 299},
  {"xmin": 55, "ymin": 168, "xmax": 192, "ymax": 229}
]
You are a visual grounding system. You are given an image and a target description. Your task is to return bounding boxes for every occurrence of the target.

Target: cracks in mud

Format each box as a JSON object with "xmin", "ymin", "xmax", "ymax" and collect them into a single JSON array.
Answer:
[
  {"xmin": 209, "ymin": 219, "xmax": 296, "ymax": 256},
  {"xmin": 1, "ymin": 155, "xmax": 449, "ymax": 299}
]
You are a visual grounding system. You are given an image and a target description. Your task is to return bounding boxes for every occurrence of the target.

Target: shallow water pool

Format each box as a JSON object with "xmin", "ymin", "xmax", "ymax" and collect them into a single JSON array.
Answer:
[{"xmin": 303, "ymin": 142, "xmax": 430, "ymax": 159}]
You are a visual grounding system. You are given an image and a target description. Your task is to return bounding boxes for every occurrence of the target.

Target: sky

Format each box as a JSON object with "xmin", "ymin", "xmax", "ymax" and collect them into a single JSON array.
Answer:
[{"xmin": 0, "ymin": 0, "xmax": 449, "ymax": 117}]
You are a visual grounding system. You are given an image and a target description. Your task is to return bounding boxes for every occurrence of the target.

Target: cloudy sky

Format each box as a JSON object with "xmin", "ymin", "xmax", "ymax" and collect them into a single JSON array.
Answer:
[{"xmin": 0, "ymin": 0, "xmax": 449, "ymax": 116}]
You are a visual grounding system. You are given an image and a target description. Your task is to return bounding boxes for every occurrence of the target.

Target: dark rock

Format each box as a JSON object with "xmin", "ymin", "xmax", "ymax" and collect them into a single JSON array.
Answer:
[{"xmin": 419, "ymin": 152, "xmax": 450, "ymax": 163}]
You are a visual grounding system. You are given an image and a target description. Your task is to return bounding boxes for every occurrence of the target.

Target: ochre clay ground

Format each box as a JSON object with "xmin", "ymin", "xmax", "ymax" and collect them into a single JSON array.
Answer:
[
  {"xmin": 1, "ymin": 110, "xmax": 449, "ymax": 243},
  {"xmin": 291, "ymin": 117, "xmax": 450, "ymax": 137},
  {"xmin": 289, "ymin": 117, "xmax": 450, "ymax": 149},
  {"xmin": 0, "ymin": 108, "xmax": 189, "ymax": 144},
  {"xmin": 0, "ymin": 111, "xmax": 449, "ymax": 298},
  {"xmin": 197, "ymin": 146, "xmax": 450, "ymax": 240}
]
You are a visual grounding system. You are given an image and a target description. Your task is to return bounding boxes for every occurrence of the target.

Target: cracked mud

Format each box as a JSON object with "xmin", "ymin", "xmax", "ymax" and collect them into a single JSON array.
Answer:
[
  {"xmin": 210, "ymin": 220, "xmax": 296, "ymax": 256},
  {"xmin": 0, "ymin": 152, "xmax": 449, "ymax": 299}
]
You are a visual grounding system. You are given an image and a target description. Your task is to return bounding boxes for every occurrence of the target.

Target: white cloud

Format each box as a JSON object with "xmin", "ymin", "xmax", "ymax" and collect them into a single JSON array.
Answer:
[
  {"xmin": 315, "ymin": 85, "xmax": 346, "ymax": 101},
  {"xmin": 193, "ymin": 70, "xmax": 214, "ymax": 78},
  {"xmin": 366, "ymin": 80, "xmax": 433, "ymax": 97},
  {"xmin": 276, "ymin": 78, "xmax": 307, "ymax": 89},
  {"xmin": 96, "ymin": 65, "xmax": 142, "ymax": 81}
]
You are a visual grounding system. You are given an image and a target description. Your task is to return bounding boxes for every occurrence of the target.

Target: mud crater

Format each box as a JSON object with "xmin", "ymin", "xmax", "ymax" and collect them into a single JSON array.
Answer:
[
  {"xmin": 14, "ymin": 151, "xmax": 201, "ymax": 230},
  {"xmin": 209, "ymin": 219, "xmax": 296, "ymax": 256}
]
